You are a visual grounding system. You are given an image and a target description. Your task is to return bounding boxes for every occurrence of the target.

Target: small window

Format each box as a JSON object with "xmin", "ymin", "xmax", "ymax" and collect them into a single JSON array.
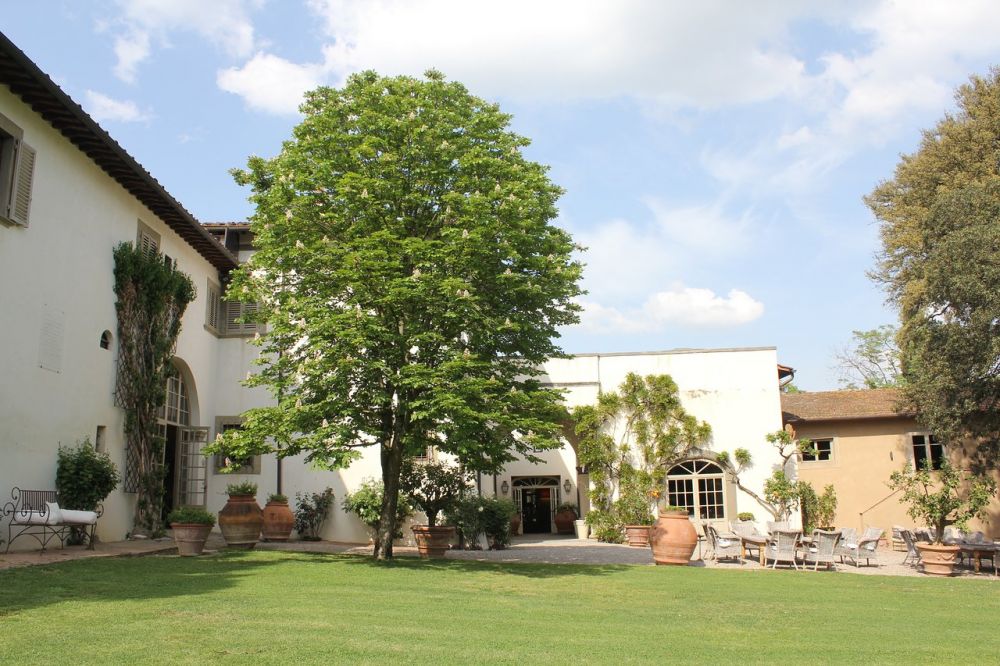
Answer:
[
  {"xmin": 0, "ymin": 112, "xmax": 35, "ymax": 227},
  {"xmin": 912, "ymin": 434, "xmax": 944, "ymax": 471},
  {"xmin": 100, "ymin": 330, "xmax": 113, "ymax": 349},
  {"xmin": 222, "ymin": 300, "xmax": 260, "ymax": 336},
  {"xmin": 213, "ymin": 418, "xmax": 260, "ymax": 474},
  {"xmin": 95, "ymin": 425, "xmax": 107, "ymax": 453},
  {"xmin": 800, "ymin": 439, "xmax": 833, "ymax": 462},
  {"xmin": 136, "ymin": 220, "xmax": 160, "ymax": 257}
]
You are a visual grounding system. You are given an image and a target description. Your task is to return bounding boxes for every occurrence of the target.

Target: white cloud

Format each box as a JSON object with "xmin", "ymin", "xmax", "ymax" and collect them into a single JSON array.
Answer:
[
  {"xmin": 217, "ymin": 51, "xmax": 332, "ymax": 115},
  {"xmin": 288, "ymin": 0, "xmax": 816, "ymax": 109},
  {"xmin": 577, "ymin": 285, "xmax": 764, "ymax": 332},
  {"xmin": 108, "ymin": 0, "xmax": 258, "ymax": 82},
  {"xmin": 83, "ymin": 90, "xmax": 151, "ymax": 123}
]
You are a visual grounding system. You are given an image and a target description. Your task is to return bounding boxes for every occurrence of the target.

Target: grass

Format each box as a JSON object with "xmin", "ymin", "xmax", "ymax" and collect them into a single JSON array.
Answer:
[{"xmin": 1, "ymin": 551, "xmax": 997, "ymax": 664}]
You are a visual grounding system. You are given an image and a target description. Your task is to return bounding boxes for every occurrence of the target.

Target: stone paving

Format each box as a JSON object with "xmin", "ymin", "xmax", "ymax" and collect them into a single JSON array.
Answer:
[{"xmin": 2, "ymin": 532, "xmax": 996, "ymax": 580}]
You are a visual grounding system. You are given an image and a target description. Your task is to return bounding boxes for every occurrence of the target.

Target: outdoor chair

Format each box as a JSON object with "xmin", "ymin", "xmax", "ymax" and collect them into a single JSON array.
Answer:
[
  {"xmin": 730, "ymin": 521, "xmax": 764, "ymax": 563},
  {"xmin": 843, "ymin": 527, "xmax": 883, "ymax": 567},
  {"xmin": 766, "ymin": 530, "xmax": 801, "ymax": 570},
  {"xmin": 901, "ymin": 529, "xmax": 922, "ymax": 567},
  {"xmin": 942, "ymin": 527, "xmax": 964, "ymax": 545},
  {"xmin": 891, "ymin": 525, "xmax": 906, "ymax": 551},
  {"xmin": 766, "ymin": 520, "xmax": 790, "ymax": 535},
  {"xmin": 834, "ymin": 527, "xmax": 858, "ymax": 562},
  {"xmin": 706, "ymin": 525, "xmax": 742, "ymax": 564},
  {"xmin": 804, "ymin": 529, "xmax": 840, "ymax": 571}
]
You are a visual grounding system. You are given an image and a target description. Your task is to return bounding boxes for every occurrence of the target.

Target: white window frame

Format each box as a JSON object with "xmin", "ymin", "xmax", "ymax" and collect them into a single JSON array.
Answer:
[
  {"xmin": 909, "ymin": 432, "xmax": 944, "ymax": 471},
  {"xmin": 799, "ymin": 437, "xmax": 835, "ymax": 465}
]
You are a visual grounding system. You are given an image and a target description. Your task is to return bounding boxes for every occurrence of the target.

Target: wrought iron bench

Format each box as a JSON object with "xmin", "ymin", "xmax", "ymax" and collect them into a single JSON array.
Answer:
[{"xmin": 2, "ymin": 488, "xmax": 102, "ymax": 553}]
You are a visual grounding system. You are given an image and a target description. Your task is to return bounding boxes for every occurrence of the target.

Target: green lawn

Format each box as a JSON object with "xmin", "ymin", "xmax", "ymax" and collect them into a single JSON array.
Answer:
[{"xmin": 1, "ymin": 551, "xmax": 996, "ymax": 664}]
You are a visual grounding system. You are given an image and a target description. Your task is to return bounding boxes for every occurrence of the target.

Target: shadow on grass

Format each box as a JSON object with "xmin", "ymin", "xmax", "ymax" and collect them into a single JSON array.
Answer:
[
  {"xmin": 332, "ymin": 552, "xmax": 637, "ymax": 578},
  {"xmin": 0, "ymin": 550, "xmax": 289, "ymax": 615}
]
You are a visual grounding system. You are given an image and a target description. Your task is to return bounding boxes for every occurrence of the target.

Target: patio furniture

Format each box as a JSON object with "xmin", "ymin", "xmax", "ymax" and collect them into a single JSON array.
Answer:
[
  {"xmin": 766, "ymin": 530, "xmax": 801, "ymax": 570},
  {"xmin": 957, "ymin": 542, "xmax": 998, "ymax": 574},
  {"xmin": 834, "ymin": 527, "xmax": 858, "ymax": 562},
  {"xmin": 705, "ymin": 525, "xmax": 742, "ymax": 564},
  {"xmin": 731, "ymin": 522, "xmax": 764, "ymax": 563},
  {"xmin": 766, "ymin": 520, "xmax": 790, "ymax": 535},
  {"xmin": 2, "ymin": 488, "xmax": 102, "ymax": 553},
  {"xmin": 842, "ymin": 527, "xmax": 883, "ymax": 567},
  {"xmin": 901, "ymin": 529, "xmax": 922, "ymax": 567},
  {"xmin": 804, "ymin": 529, "xmax": 840, "ymax": 571},
  {"xmin": 891, "ymin": 525, "xmax": 906, "ymax": 551}
]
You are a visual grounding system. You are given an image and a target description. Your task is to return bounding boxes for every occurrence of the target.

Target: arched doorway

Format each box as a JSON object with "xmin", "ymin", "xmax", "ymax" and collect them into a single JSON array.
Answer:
[
  {"xmin": 513, "ymin": 476, "xmax": 562, "ymax": 534},
  {"xmin": 665, "ymin": 459, "xmax": 735, "ymax": 531},
  {"xmin": 157, "ymin": 361, "xmax": 208, "ymax": 517}
]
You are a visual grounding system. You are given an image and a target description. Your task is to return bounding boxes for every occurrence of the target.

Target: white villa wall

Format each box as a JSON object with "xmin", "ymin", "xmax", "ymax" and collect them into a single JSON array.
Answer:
[{"xmin": 0, "ymin": 85, "xmax": 242, "ymax": 546}]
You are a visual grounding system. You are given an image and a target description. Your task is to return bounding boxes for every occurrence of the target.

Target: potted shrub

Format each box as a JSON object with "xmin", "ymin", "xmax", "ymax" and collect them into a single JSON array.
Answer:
[
  {"xmin": 293, "ymin": 488, "xmax": 335, "ymax": 541},
  {"xmin": 889, "ymin": 460, "xmax": 997, "ymax": 575},
  {"xmin": 261, "ymin": 493, "xmax": 295, "ymax": 541},
  {"xmin": 554, "ymin": 502, "xmax": 578, "ymax": 535},
  {"xmin": 400, "ymin": 459, "xmax": 472, "ymax": 558},
  {"xmin": 168, "ymin": 507, "xmax": 215, "ymax": 556},
  {"xmin": 737, "ymin": 512, "xmax": 755, "ymax": 523},
  {"xmin": 342, "ymin": 479, "xmax": 412, "ymax": 551},
  {"xmin": 218, "ymin": 481, "xmax": 263, "ymax": 549},
  {"xmin": 55, "ymin": 439, "xmax": 121, "ymax": 545},
  {"xmin": 616, "ymin": 490, "xmax": 655, "ymax": 547},
  {"xmin": 481, "ymin": 497, "xmax": 518, "ymax": 550},
  {"xmin": 649, "ymin": 504, "xmax": 697, "ymax": 566}
]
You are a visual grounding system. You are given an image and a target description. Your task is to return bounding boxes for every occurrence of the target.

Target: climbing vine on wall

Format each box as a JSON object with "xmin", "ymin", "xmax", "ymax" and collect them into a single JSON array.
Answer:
[{"xmin": 113, "ymin": 242, "xmax": 194, "ymax": 535}]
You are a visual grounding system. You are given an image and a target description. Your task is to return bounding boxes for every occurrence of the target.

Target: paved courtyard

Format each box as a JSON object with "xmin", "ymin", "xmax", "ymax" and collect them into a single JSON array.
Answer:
[{"xmin": 3, "ymin": 532, "xmax": 996, "ymax": 580}]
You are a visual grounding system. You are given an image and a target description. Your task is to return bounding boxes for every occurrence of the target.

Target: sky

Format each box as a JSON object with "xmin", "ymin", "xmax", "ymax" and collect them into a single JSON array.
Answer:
[{"xmin": 5, "ymin": 1, "xmax": 1000, "ymax": 390}]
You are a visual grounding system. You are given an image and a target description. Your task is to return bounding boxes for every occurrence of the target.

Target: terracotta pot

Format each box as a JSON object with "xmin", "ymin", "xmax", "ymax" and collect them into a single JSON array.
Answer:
[
  {"xmin": 554, "ymin": 509, "xmax": 577, "ymax": 535},
  {"xmin": 649, "ymin": 511, "xmax": 697, "ymax": 565},
  {"xmin": 917, "ymin": 543, "xmax": 960, "ymax": 576},
  {"xmin": 412, "ymin": 525, "xmax": 455, "ymax": 559},
  {"xmin": 171, "ymin": 522, "xmax": 212, "ymax": 556},
  {"xmin": 262, "ymin": 500, "xmax": 295, "ymax": 541},
  {"xmin": 625, "ymin": 525, "xmax": 652, "ymax": 548},
  {"xmin": 510, "ymin": 514, "xmax": 522, "ymax": 537},
  {"xmin": 218, "ymin": 494, "xmax": 263, "ymax": 549}
]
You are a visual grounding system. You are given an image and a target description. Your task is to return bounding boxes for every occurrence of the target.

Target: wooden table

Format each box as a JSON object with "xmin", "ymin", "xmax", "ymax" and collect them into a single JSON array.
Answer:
[
  {"xmin": 958, "ymin": 543, "xmax": 998, "ymax": 574},
  {"xmin": 740, "ymin": 535, "xmax": 768, "ymax": 566}
]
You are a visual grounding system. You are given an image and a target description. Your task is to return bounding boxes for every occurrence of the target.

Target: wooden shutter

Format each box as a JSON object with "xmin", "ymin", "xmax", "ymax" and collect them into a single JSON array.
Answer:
[
  {"xmin": 223, "ymin": 300, "xmax": 259, "ymax": 335},
  {"xmin": 206, "ymin": 282, "xmax": 221, "ymax": 332},
  {"xmin": 136, "ymin": 220, "xmax": 160, "ymax": 256},
  {"xmin": 8, "ymin": 141, "xmax": 34, "ymax": 226}
]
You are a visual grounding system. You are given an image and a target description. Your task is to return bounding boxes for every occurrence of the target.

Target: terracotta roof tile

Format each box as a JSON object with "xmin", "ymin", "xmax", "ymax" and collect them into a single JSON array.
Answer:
[{"xmin": 781, "ymin": 388, "xmax": 912, "ymax": 423}]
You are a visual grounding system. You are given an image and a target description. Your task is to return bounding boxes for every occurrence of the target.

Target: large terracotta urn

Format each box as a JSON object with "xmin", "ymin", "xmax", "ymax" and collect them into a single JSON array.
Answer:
[
  {"xmin": 171, "ymin": 523, "xmax": 212, "ymax": 556},
  {"xmin": 624, "ymin": 525, "xmax": 652, "ymax": 548},
  {"xmin": 218, "ymin": 494, "xmax": 263, "ymax": 549},
  {"xmin": 649, "ymin": 510, "xmax": 697, "ymax": 565},
  {"xmin": 262, "ymin": 498, "xmax": 295, "ymax": 541},
  {"xmin": 554, "ymin": 506, "xmax": 577, "ymax": 535},
  {"xmin": 917, "ymin": 543, "xmax": 960, "ymax": 576},
  {"xmin": 412, "ymin": 525, "xmax": 455, "ymax": 559}
]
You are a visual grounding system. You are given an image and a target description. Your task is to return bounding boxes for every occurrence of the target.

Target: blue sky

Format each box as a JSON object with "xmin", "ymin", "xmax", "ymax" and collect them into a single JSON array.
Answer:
[{"xmin": 5, "ymin": 1, "xmax": 1000, "ymax": 390}]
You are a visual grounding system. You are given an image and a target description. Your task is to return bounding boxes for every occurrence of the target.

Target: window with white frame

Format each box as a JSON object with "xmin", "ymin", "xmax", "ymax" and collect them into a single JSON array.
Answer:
[
  {"xmin": 0, "ymin": 111, "xmax": 36, "ymax": 227},
  {"xmin": 666, "ymin": 459, "xmax": 727, "ymax": 520},
  {"xmin": 912, "ymin": 434, "xmax": 944, "ymax": 471},
  {"xmin": 800, "ymin": 438, "xmax": 833, "ymax": 463}
]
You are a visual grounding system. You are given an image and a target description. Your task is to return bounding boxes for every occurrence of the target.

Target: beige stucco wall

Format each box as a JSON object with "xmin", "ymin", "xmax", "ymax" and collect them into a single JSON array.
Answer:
[{"xmin": 794, "ymin": 417, "xmax": 1000, "ymax": 539}]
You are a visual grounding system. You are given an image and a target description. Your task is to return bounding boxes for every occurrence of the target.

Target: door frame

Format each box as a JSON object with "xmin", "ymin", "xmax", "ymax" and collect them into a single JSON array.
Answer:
[{"xmin": 512, "ymin": 476, "xmax": 562, "ymax": 534}]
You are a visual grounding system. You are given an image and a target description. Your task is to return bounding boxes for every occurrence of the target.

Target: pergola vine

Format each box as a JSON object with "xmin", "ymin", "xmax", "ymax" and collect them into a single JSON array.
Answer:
[{"xmin": 113, "ymin": 242, "xmax": 194, "ymax": 535}]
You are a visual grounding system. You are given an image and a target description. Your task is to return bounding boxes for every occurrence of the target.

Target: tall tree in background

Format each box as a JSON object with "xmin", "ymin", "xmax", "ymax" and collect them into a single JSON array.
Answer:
[
  {"xmin": 206, "ymin": 70, "xmax": 583, "ymax": 559},
  {"xmin": 834, "ymin": 325, "xmax": 903, "ymax": 389},
  {"xmin": 867, "ymin": 68, "xmax": 1000, "ymax": 448}
]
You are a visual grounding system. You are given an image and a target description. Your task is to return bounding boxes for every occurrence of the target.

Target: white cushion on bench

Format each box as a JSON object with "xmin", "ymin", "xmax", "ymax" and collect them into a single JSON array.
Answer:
[
  {"xmin": 60, "ymin": 509, "xmax": 98, "ymax": 525},
  {"xmin": 12, "ymin": 502, "xmax": 63, "ymax": 526}
]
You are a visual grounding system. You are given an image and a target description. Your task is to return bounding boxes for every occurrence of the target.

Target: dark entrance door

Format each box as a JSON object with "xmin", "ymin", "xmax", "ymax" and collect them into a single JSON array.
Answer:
[{"xmin": 521, "ymin": 487, "xmax": 552, "ymax": 533}]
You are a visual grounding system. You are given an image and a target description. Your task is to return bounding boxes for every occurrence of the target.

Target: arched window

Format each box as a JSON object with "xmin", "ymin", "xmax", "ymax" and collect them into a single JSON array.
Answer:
[
  {"xmin": 666, "ymin": 459, "xmax": 728, "ymax": 521},
  {"xmin": 99, "ymin": 330, "xmax": 112, "ymax": 350}
]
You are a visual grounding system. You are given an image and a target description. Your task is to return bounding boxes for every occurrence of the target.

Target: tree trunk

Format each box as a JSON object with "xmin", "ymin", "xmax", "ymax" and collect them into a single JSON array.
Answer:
[{"xmin": 374, "ymin": 436, "xmax": 405, "ymax": 560}]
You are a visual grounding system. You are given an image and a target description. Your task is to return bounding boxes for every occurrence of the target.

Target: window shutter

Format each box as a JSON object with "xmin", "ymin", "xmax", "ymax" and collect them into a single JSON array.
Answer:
[
  {"xmin": 8, "ymin": 141, "xmax": 35, "ymax": 226},
  {"xmin": 224, "ymin": 300, "xmax": 242, "ymax": 333},
  {"xmin": 241, "ymin": 301, "xmax": 259, "ymax": 333},
  {"xmin": 206, "ymin": 283, "xmax": 221, "ymax": 332},
  {"xmin": 136, "ymin": 221, "xmax": 160, "ymax": 256}
]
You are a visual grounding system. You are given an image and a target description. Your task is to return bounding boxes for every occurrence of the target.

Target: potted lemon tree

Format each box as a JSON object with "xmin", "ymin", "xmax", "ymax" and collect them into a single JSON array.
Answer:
[
  {"xmin": 889, "ymin": 459, "xmax": 997, "ymax": 575},
  {"xmin": 400, "ymin": 459, "xmax": 472, "ymax": 558}
]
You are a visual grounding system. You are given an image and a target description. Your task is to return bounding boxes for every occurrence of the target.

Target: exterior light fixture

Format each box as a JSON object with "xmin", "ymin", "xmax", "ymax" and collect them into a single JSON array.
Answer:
[
  {"xmin": 500, "ymin": 480, "xmax": 510, "ymax": 495},
  {"xmin": 563, "ymin": 479, "xmax": 572, "ymax": 494}
]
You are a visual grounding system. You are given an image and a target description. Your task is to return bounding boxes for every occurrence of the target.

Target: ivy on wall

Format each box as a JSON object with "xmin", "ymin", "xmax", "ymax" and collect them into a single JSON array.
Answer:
[{"xmin": 113, "ymin": 242, "xmax": 194, "ymax": 535}]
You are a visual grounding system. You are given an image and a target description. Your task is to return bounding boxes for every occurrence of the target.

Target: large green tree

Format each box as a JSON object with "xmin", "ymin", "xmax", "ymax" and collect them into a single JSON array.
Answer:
[
  {"xmin": 867, "ymin": 68, "xmax": 1000, "ymax": 449},
  {"xmin": 834, "ymin": 325, "xmax": 904, "ymax": 389},
  {"xmin": 206, "ymin": 70, "xmax": 582, "ymax": 558}
]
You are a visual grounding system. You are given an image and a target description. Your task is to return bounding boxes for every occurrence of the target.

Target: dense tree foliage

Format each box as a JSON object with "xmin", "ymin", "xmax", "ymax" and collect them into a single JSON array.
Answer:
[
  {"xmin": 205, "ymin": 70, "xmax": 582, "ymax": 558},
  {"xmin": 867, "ymin": 68, "xmax": 1000, "ymax": 448},
  {"xmin": 834, "ymin": 325, "xmax": 903, "ymax": 390}
]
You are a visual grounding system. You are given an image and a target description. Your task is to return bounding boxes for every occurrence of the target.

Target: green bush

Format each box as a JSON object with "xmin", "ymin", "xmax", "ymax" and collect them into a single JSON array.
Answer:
[
  {"xmin": 268, "ymin": 493, "xmax": 288, "ymax": 503},
  {"xmin": 166, "ymin": 507, "xmax": 215, "ymax": 526},
  {"xmin": 56, "ymin": 439, "xmax": 120, "ymax": 510},
  {"xmin": 444, "ymin": 495, "xmax": 486, "ymax": 547},
  {"xmin": 399, "ymin": 459, "xmax": 472, "ymax": 527},
  {"xmin": 226, "ymin": 481, "xmax": 258, "ymax": 496},
  {"xmin": 585, "ymin": 508, "xmax": 624, "ymax": 543},
  {"xmin": 614, "ymin": 491, "xmax": 654, "ymax": 526},
  {"xmin": 737, "ymin": 512, "xmax": 755, "ymax": 522},
  {"xmin": 342, "ymin": 480, "xmax": 411, "ymax": 540},
  {"xmin": 294, "ymin": 488, "xmax": 335, "ymax": 540}
]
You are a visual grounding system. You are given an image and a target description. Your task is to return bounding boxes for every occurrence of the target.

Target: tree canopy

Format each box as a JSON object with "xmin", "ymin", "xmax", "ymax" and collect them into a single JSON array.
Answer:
[
  {"xmin": 206, "ymin": 70, "xmax": 583, "ymax": 558},
  {"xmin": 834, "ymin": 325, "xmax": 904, "ymax": 390},
  {"xmin": 867, "ymin": 68, "xmax": 1000, "ymax": 448}
]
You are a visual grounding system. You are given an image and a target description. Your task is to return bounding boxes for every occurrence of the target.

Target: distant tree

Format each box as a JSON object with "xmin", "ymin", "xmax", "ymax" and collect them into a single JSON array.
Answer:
[
  {"xmin": 205, "ymin": 70, "xmax": 583, "ymax": 559},
  {"xmin": 867, "ymin": 68, "xmax": 1000, "ymax": 447},
  {"xmin": 834, "ymin": 325, "xmax": 903, "ymax": 389},
  {"xmin": 780, "ymin": 382, "xmax": 803, "ymax": 394}
]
